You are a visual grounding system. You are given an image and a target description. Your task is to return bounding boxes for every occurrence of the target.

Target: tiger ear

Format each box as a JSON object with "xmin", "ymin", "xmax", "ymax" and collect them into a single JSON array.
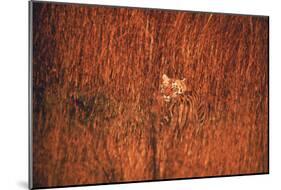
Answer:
[{"xmin": 162, "ymin": 74, "xmax": 170, "ymax": 81}]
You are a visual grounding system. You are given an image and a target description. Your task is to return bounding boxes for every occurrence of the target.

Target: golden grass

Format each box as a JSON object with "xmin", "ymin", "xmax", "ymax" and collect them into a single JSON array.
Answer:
[{"xmin": 32, "ymin": 2, "xmax": 268, "ymax": 188}]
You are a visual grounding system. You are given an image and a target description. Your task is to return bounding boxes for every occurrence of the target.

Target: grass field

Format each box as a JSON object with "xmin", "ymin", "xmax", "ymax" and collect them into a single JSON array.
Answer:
[{"xmin": 32, "ymin": 2, "xmax": 269, "ymax": 188}]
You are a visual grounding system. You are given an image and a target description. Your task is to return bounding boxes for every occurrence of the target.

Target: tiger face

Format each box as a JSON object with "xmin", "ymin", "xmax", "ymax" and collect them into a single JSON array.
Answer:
[{"xmin": 160, "ymin": 74, "xmax": 187, "ymax": 102}]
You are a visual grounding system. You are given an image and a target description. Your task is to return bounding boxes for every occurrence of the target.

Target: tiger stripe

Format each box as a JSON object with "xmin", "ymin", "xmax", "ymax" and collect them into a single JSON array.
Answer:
[{"xmin": 163, "ymin": 91, "xmax": 209, "ymax": 129}]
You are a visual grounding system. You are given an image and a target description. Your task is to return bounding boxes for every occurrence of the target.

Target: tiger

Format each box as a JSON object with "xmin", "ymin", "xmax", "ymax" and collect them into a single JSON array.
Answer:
[{"xmin": 159, "ymin": 74, "xmax": 209, "ymax": 130}]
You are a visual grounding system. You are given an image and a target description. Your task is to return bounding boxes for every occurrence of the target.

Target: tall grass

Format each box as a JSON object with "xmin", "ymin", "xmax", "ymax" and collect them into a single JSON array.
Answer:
[{"xmin": 32, "ymin": 2, "xmax": 268, "ymax": 188}]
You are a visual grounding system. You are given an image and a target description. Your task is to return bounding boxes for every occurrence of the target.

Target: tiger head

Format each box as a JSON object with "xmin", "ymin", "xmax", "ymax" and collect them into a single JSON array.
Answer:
[{"xmin": 160, "ymin": 74, "xmax": 187, "ymax": 102}]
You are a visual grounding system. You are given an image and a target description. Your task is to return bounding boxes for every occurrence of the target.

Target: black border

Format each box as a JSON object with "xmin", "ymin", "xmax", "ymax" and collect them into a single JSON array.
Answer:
[
  {"xmin": 28, "ymin": 1, "xmax": 270, "ymax": 189},
  {"xmin": 33, "ymin": 172, "xmax": 268, "ymax": 190},
  {"xmin": 28, "ymin": 1, "xmax": 33, "ymax": 189},
  {"xmin": 31, "ymin": 0, "xmax": 269, "ymax": 17}
]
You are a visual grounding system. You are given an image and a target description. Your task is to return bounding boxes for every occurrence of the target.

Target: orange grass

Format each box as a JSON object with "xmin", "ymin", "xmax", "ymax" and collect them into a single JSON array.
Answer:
[{"xmin": 32, "ymin": 2, "xmax": 268, "ymax": 188}]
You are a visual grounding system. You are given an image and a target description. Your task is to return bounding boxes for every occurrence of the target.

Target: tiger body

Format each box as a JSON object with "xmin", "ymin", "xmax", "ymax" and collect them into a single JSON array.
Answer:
[{"xmin": 158, "ymin": 74, "xmax": 208, "ymax": 129}]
